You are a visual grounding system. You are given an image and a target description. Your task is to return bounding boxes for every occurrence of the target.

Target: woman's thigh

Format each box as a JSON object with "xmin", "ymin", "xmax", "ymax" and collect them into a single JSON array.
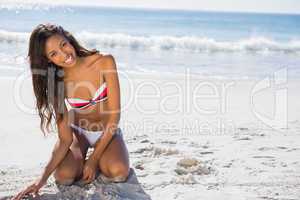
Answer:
[
  {"xmin": 98, "ymin": 131, "xmax": 130, "ymax": 178},
  {"xmin": 54, "ymin": 132, "xmax": 90, "ymax": 182}
]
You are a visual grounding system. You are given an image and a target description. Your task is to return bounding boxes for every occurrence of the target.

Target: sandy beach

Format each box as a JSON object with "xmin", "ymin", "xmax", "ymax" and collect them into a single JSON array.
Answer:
[
  {"xmin": 0, "ymin": 1, "xmax": 300, "ymax": 199},
  {"xmin": 1, "ymin": 70, "xmax": 300, "ymax": 199}
]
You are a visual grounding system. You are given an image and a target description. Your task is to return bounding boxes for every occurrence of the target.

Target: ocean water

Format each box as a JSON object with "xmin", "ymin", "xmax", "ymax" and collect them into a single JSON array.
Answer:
[{"xmin": 0, "ymin": 3, "xmax": 300, "ymax": 79}]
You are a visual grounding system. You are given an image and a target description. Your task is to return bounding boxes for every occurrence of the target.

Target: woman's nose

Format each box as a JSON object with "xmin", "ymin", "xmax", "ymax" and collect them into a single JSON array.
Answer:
[{"xmin": 59, "ymin": 50, "xmax": 68, "ymax": 60}]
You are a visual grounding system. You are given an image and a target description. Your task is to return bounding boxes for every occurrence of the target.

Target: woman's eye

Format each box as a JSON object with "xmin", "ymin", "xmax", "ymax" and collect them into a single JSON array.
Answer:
[
  {"xmin": 51, "ymin": 52, "xmax": 56, "ymax": 57},
  {"xmin": 62, "ymin": 42, "xmax": 67, "ymax": 46}
]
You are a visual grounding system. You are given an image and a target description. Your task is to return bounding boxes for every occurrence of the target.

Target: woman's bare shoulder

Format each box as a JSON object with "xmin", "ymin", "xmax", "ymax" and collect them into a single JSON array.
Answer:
[
  {"xmin": 85, "ymin": 52, "xmax": 102, "ymax": 64},
  {"xmin": 96, "ymin": 52, "xmax": 114, "ymax": 62},
  {"xmin": 92, "ymin": 53, "xmax": 116, "ymax": 71}
]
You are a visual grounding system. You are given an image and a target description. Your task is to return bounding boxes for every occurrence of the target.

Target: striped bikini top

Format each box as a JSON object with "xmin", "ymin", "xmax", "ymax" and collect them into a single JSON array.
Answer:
[{"xmin": 65, "ymin": 82, "xmax": 108, "ymax": 111}]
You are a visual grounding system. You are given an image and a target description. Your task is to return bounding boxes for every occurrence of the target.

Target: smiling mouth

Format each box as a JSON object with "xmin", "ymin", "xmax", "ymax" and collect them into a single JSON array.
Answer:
[{"xmin": 64, "ymin": 54, "xmax": 74, "ymax": 64}]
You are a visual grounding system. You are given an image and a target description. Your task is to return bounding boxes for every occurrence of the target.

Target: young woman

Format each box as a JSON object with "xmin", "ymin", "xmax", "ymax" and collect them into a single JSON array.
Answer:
[{"xmin": 14, "ymin": 23, "xmax": 130, "ymax": 199}]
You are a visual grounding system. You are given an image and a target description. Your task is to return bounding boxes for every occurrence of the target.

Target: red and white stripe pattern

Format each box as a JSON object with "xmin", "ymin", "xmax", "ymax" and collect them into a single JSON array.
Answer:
[{"xmin": 65, "ymin": 82, "xmax": 108, "ymax": 110}]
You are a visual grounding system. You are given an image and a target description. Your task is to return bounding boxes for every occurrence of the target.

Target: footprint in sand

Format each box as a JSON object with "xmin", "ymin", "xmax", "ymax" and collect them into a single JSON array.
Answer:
[
  {"xmin": 153, "ymin": 147, "xmax": 179, "ymax": 156},
  {"xmin": 175, "ymin": 158, "xmax": 211, "ymax": 176},
  {"xmin": 172, "ymin": 158, "xmax": 212, "ymax": 185},
  {"xmin": 171, "ymin": 174, "xmax": 198, "ymax": 184},
  {"xmin": 132, "ymin": 146, "xmax": 153, "ymax": 154},
  {"xmin": 132, "ymin": 146, "xmax": 179, "ymax": 157}
]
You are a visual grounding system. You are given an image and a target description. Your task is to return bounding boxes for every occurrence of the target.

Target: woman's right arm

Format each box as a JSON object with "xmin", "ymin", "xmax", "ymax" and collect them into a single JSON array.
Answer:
[
  {"xmin": 40, "ymin": 112, "xmax": 73, "ymax": 182},
  {"xmin": 13, "ymin": 111, "xmax": 73, "ymax": 200}
]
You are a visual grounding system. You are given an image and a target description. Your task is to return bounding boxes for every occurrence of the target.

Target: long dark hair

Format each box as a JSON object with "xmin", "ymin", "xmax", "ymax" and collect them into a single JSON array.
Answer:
[{"xmin": 28, "ymin": 23, "xmax": 98, "ymax": 134}]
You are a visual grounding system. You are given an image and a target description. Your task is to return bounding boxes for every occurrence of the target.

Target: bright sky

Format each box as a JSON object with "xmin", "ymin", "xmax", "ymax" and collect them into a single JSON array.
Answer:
[{"xmin": 2, "ymin": 0, "xmax": 300, "ymax": 14}]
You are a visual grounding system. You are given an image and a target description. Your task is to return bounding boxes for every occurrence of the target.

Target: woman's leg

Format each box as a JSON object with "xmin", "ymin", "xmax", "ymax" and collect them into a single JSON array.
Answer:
[
  {"xmin": 53, "ymin": 131, "xmax": 89, "ymax": 185},
  {"xmin": 98, "ymin": 130, "xmax": 130, "ymax": 182}
]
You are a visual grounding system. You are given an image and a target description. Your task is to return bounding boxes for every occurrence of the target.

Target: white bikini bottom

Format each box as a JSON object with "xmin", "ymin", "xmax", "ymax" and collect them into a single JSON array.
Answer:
[{"xmin": 70, "ymin": 124, "xmax": 122, "ymax": 147}]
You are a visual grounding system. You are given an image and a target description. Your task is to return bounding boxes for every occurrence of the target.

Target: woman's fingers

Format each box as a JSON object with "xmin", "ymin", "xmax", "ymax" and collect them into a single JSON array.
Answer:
[
  {"xmin": 12, "ymin": 191, "xmax": 22, "ymax": 200},
  {"xmin": 13, "ymin": 185, "xmax": 34, "ymax": 200},
  {"xmin": 13, "ymin": 179, "xmax": 46, "ymax": 200},
  {"xmin": 84, "ymin": 172, "xmax": 92, "ymax": 183},
  {"xmin": 87, "ymin": 173, "xmax": 94, "ymax": 183},
  {"xmin": 88, "ymin": 171, "xmax": 96, "ymax": 183},
  {"xmin": 81, "ymin": 168, "xmax": 89, "ymax": 182},
  {"xmin": 20, "ymin": 185, "xmax": 34, "ymax": 197},
  {"xmin": 82, "ymin": 168, "xmax": 88, "ymax": 180},
  {"xmin": 14, "ymin": 189, "xmax": 27, "ymax": 199},
  {"xmin": 81, "ymin": 168, "xmax": 95, "ymax": 184}
]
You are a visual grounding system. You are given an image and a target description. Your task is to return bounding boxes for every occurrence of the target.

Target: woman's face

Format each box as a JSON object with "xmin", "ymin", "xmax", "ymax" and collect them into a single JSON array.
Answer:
[{"xmin": 44, "ymin": 34, "xmax": 77, "ymax": 68}]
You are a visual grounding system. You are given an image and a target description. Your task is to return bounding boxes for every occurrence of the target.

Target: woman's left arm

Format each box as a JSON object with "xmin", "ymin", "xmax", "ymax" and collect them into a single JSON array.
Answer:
[
  {"xmin": 81, "ymin": 54, "xmax": 121, "ymax": 184},
  {"xmin": 87, "ymin": 54, "xmax": 121, "ymax": 164}
]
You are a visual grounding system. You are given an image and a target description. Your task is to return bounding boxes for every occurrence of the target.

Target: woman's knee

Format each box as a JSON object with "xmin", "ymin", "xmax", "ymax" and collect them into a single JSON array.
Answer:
[
  {"xmin": 108, "ymin": 163, "xmax": 130, "ymax": 181},
  {"xmin": 53, "ymin": 150, "xmax": 84, "ymax": 185},
  {"xmin": 54, "ymin": 168, "xmax": 76, "ymax": 185}
]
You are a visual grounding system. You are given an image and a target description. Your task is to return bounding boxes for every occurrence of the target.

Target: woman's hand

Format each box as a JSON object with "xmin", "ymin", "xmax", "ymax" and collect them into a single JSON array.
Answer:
[
  {"xmin": 81, "ymin": 157, "xmax": 98, "ymax": 184},
  {"xmin": 13, "ymin": 178, "xmax": 46, "ymax": 200}
]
